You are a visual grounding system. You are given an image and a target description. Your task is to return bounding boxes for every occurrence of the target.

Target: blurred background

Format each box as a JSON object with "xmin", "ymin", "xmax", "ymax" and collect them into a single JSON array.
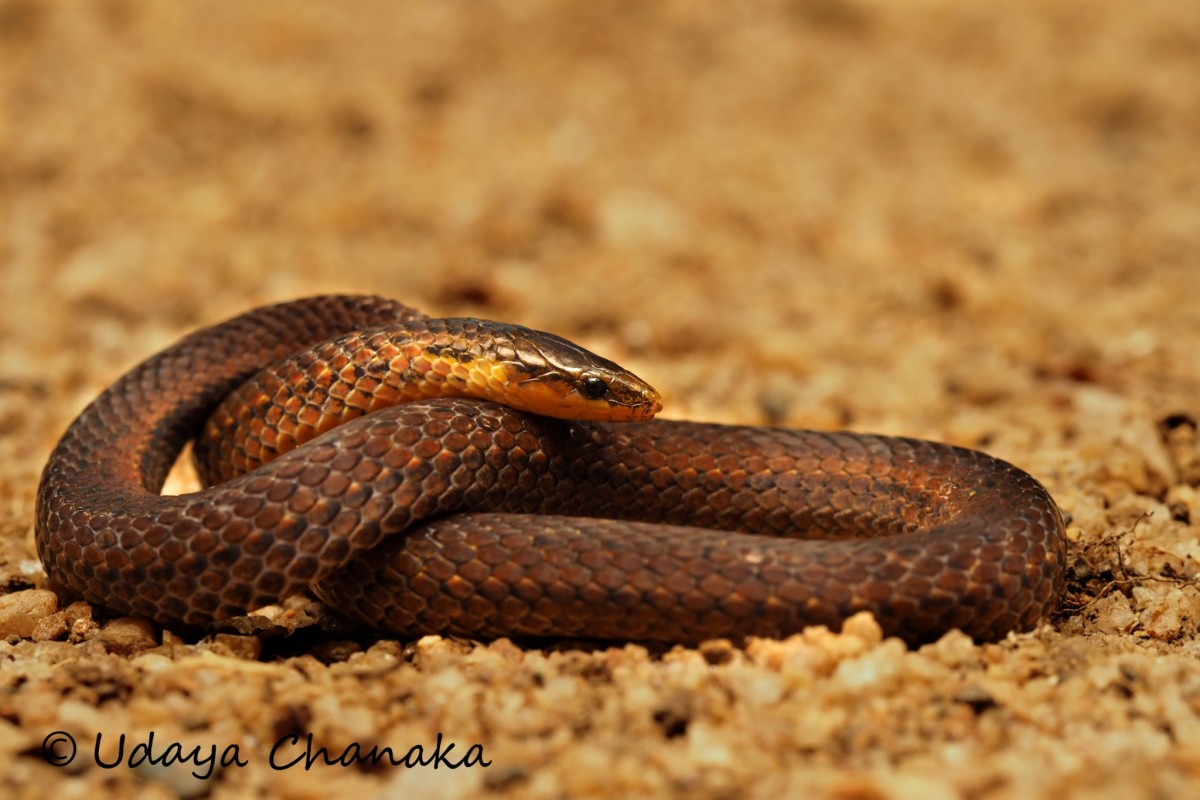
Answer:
[{"xmin": 2, "ymin": 0, "xmax": 1198, "ymax": 493}]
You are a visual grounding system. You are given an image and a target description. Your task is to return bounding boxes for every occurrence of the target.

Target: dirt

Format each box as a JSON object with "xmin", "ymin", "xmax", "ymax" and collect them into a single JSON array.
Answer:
[{"xmin": 2, "ymin": 1, "xmax": 1199, "ymax": 797}]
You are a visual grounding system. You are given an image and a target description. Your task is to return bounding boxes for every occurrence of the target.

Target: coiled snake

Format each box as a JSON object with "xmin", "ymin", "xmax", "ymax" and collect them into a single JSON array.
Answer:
[{"xmin": 36, "ymin": 295, "xmax": 1066, "ymax": 645}]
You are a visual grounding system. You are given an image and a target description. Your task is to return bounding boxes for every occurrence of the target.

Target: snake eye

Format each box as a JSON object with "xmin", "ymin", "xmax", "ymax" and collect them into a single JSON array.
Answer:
[{"xmin": 580, "ymin": 375, "xmax": 609, "ymax": 400}]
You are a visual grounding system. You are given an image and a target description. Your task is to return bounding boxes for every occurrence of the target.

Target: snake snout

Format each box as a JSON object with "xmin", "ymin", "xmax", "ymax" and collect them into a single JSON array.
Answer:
[{"xmin": 602, "ymin": 371, "xmax": 662, "ymax": 421}]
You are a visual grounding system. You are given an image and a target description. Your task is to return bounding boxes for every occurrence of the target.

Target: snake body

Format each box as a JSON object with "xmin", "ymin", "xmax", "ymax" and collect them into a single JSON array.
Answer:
[{"xmin": 35, "ymin": 295, "xmax": 1066, "ymax": 645}]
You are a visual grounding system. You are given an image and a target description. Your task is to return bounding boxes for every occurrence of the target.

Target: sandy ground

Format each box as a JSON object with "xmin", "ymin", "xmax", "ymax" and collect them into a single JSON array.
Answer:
[{"xmin": 2, "ymin": 1, "xmax": 1200, "ymax": 797}]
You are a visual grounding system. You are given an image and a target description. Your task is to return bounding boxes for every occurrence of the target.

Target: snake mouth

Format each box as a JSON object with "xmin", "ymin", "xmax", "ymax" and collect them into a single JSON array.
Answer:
[{"xmin": 509, "ymin": 373, "xmax": 662, "ymax": 422}]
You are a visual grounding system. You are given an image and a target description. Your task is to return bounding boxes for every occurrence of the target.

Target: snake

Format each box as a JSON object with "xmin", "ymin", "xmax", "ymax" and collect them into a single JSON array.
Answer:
[{"xmin": 35, "ymin": 295, "xmax": 1066, "ymax": 645}]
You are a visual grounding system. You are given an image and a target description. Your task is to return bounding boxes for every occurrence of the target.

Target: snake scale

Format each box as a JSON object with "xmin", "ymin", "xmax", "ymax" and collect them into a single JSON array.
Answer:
[{"xmin": 35, "ymin": 295, "xmax": 1066, "ymax": 645}]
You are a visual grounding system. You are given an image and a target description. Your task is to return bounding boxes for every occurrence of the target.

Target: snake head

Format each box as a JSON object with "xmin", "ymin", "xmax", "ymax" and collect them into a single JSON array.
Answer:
[{"xmin": 485, "ymin": 322, "xmax": 663, "ymax": 422}]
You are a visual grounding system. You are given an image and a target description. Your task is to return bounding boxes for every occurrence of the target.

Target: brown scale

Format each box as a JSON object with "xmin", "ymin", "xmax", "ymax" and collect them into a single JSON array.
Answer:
[{"xmin": 35, "ymin": 295, "xmax": 1066, "ymax": 645}]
